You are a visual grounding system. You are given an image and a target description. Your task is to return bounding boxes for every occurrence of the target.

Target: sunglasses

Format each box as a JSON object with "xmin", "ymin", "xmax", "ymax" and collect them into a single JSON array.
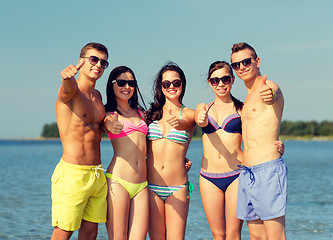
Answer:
[
  {"xmin": 112, "ymin": 79, "xmax": 137, "ymax": 87},
  {"xmin": 161, "ymin": 79, "xmax": 182, "ymax": 89},
  {"xmin": 209, "ymin": 76, "xmax": 232, "ymax": 86},
  {"xmin": 231, "ymin": 57, "xmax": 253, "ymax": 71},
  {"xmin": 82, "ymin": 56, "xmax": 109, "ymax": 69}
]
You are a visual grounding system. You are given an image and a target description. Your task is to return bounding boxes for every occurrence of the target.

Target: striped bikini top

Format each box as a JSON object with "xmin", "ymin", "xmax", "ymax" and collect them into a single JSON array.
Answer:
[{"xmin": 147, "ymin": 105, "xmax": 190, "ymax": 144}]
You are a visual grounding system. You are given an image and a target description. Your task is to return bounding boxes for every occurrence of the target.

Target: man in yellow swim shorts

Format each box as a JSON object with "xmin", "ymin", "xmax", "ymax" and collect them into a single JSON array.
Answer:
[{"xmin": 51, "ymin": 43, "xmax": 109, "ymax": 240}]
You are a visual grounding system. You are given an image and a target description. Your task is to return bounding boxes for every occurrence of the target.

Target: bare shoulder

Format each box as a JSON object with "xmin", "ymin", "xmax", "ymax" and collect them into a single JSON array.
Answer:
[
  {"xmin": 182, "ymin": 106, "xmax": 196, "ymax": 128},
  {"xmin": 94, "ymin": 89, "xmax": 103, "ymax": 101},
  {"xmin": 183, "ymin": 106, "xmax": 195, "ymax": 117},
  {"xmin": 266, "ymin": 79, "xmax": 280, "ymax": 91},
  {"xmin": 139, "ymin": 109, "xmax": 146, "ymax": 121}
]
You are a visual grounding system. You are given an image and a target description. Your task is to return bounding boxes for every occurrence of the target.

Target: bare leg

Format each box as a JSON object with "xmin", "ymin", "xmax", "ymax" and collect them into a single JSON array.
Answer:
[
  {"xmin": 78, "ymin": 220, "xmax": 98, "ymax": 240},
  {"xmin": 105, "ymin": 179, "xmax": 130, "ymax": 240},
  {"xmin": 51, "ymin": 227, "xmax": 73, "ymax": 240},
  {"xmin": 165, "ymin": 186, "xmax": 189, "ymax": 240},
  {"xmin": 148, "ymin": 188, "xmax": 166, "ymax": 240},
  {"xmin": 247, "ymin": 219, "xmax": 267, "ymax": 240},
  {"xmin": 225, "ymin": 178, "xmax": 243, "ymax": 240},
  {"xmin": 263, "ymin": 216, "xmax": 286, "ymax": 240},
  {"xmin": 200, "ymin": 176, "xmax": 226, "ymax": 240},
  {"xmin": 128, "ymin": 188, "xmax": 149, "ymax": 240}
]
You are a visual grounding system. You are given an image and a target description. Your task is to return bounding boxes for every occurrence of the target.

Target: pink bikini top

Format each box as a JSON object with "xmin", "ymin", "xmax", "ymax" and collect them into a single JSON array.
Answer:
[{"xmin": 107, "ymin": 109, "xmax": 148, "ymax": 140}]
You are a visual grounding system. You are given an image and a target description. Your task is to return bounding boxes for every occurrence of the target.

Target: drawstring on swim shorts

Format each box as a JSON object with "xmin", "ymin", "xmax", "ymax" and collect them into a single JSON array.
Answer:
[
  {"xmin": 91, "ymin": 165, "xmax": 105, "ymax": 179},
  {"xmin": 238, "ymin": 165, "xmax": 255, "ymax": 186}
]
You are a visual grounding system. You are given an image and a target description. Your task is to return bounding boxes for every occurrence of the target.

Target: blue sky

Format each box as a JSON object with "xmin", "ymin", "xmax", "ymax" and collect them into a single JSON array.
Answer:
[{"xmin": 1, "ymin": 0, "xmax": 332, "ymax": 139}]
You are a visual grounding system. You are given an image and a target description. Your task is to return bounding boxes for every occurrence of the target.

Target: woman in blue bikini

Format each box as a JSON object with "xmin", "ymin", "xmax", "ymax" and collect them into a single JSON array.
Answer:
[
  {"xmin": 103, "ymin": 66, "xmax": 149, "ymax": 239},
  {"xmin": 146, "ymin": 62, "xmax": 196, "ymax": 239},
  {"xmin": 195, "ymin": 61, "xmax": 284, "ymax": 240}
]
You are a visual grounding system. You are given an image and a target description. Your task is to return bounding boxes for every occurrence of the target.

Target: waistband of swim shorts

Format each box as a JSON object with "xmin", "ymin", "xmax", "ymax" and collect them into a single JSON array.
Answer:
[
  {"xmin": 242, "ymin": 157, "xmax": 284, "ymax": 171},
  {"xmin": 60, "ymin": 158, "xmax": 103, "ymax": 171}
]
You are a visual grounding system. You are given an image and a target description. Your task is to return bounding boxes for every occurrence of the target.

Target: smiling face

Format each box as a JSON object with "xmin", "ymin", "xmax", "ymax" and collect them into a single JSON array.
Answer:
[
  {"xmin": 161, "ymin": 70, "xmax": 183, "ymax": 102},
  {"xmin": 209, "ymin": 68, "xmax": 234, "ymax": 97},
  {"xmin": 113, "ymin": 72, "xmax": 135, "ymax": 102},
  {"xmin": 231, "ymin": 48, "xmax": 260, "ymax": 82},
  {"xmin": 80, "ymin": 48, "xmax": 107, "ymax": 80}
]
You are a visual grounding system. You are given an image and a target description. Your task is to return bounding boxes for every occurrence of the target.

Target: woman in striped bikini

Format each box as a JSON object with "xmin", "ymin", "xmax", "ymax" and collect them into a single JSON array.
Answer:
[
  {"xmin": 146, "ymin": 62, "xmax": 196, "ymax": 239},
  {"xmin": 195, "ymin": 61, "xmax": 285, "ymax": 240}
]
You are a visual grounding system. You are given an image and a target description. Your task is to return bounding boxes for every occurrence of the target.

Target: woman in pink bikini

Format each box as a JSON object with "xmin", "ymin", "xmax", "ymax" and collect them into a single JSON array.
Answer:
[{"xmin": 103, "ymin": 66, "xmax": 148, "ymax": 239}]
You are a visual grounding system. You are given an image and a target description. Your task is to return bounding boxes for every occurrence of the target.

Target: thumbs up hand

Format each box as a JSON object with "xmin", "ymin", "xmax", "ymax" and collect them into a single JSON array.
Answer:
[
  {"xmin": 60, "ymin": 58, "xmax": 85, "ymax": 81},
  {"xmin": 196, "ymin": 103, "xmax": 209, "ymax": 126},
  {"xmin": 105, "ymin": 111, "xmax": 124, "ymax": 135},
  {"xmin": 259, "ymin": 75, "xmax": 274, "ymax": 103},
  {"xmin": 167, "ymin": 108, "xmax": 181, "ymax": 128}
]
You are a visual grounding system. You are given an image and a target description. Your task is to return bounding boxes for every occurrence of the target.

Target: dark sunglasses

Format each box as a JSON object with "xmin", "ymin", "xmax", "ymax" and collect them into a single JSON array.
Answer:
[
  {"xmin": 82, "ymin": 56, "xmax": 109, "ymax": 69},
  {"xmin": 209, "ymin": 76, "xmax": 232, "ymax": 86},
  {"xmin": 231, "ymin": 57, "xmax": 253, "ymax": 71},
  {"xmin": 161, "ymin": 79, "xmax": 182, "ymax": 89},
  {"xmin": 112, "ymin": 79, "xmax": 137, "ymax": 87}
]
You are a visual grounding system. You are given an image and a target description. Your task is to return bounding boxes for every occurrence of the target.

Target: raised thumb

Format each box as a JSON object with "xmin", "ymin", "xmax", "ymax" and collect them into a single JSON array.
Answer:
[
  {"xmin": 76, "ymin": 58, "xmax": 85, "ymax": 70},
  {"xmin": 113, "ymin": 111, "xmax": 119, "ymax": 121},
  {"xmin": 261, "ymin": 75, "xmax": 267, "ymax": 86}
]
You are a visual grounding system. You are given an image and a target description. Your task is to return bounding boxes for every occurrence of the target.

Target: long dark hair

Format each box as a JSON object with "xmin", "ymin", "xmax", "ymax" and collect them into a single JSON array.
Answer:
[
  {"xmin": 146, "ymin": 62, "xmax": 186, "ymax": 125},
  {"xmin": 104, "ymin": 66, "xmax": 146, "ymax": 114},
  {"xmin": 208, "ymin": 61, "xmax": 243, "ymax": 111}
]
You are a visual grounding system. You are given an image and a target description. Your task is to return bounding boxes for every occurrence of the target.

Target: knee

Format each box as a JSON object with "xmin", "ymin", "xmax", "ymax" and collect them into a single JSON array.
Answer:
[
  {"xmin": 225, "ymin": 229, "xmax": 241, "ymax": 240},
  {"xmin": 79, "ymin": 229, "xmax": 97, "ymax": 240},
  {"xmin": 249, "ymin": 233, "xmax": 266, "ymax": 240},
  {"xmin": 212, "ymin": 232, "xmax": 226, "ymax": 240},
  {"xmin": 225, "ymin": 232, "xmax": 241, "ymax": 240},
  {"xmin": 109, "ymin": 230, "xmax": 127, "ymax": 240}
]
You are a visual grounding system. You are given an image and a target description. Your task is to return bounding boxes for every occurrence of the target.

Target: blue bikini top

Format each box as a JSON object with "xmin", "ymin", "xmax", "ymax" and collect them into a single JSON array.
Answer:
[
  {"xmin": 201, "ymin": 103, "xmax": 242, "ymax": 135},
  {"xmin": 147, "ymin": 105, "xmax": 190, "ymax": 144}
]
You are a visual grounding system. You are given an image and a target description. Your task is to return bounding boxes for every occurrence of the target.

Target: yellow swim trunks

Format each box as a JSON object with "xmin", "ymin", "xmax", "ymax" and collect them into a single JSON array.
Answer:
[{"xmin": 51, "ymin": 159, "xmax": 107, "ymax": 232}]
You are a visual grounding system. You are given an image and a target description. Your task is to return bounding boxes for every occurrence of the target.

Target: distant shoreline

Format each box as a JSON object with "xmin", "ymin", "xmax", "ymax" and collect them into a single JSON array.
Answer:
[{"xmin": 2, "ymin": 136, "xmax": 333, "ymax": 141}]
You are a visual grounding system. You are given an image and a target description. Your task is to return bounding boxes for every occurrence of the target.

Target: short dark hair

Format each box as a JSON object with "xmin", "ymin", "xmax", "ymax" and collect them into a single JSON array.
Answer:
[
  {"xmin": 80, "ymin": 42, "xmax": 109, "ymax": 58},
  {"xmin": 231, "ymin": 42, "xmax": 257, "ymax": 59}
]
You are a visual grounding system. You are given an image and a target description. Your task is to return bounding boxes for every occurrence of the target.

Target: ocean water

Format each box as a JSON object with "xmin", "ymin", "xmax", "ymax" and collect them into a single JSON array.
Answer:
[{"xmin": 0, "ymin": 139, "xmax": 332, "ymax": 239}]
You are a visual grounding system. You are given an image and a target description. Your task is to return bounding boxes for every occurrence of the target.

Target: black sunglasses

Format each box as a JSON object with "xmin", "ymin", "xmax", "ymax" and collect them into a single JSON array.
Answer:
[
  {"xmin": 112, "ymin": 79, "xmax": 137, "ymax": 87},
  {"xmin": 161, "ymin": 79, "xmax": 182, "ymax": 89},
  {"xmin": 209, "ymin": 76, "xmax": 232, "ymax": 86},
  {"xmin": 82, "ymin": 56, "xmax": 109, "ymax": 69},
  {"xmin": 231, "ymin": 57, "xmax": 253, "ymax": 71}
]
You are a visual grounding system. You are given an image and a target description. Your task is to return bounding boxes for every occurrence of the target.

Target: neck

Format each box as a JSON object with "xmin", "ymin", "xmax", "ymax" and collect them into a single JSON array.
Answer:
[
  {"xmin": 77, "ymin": 75, "xmax": 96, "ymax": 97},
  {"xmin": 244, "ymin": 74, "xmax": 262, "ymax": 93},
  {"xmin": 163, "ymin": 98, "xmax": 182, "ymax": 109},
  {"xmin": 116, "ymin": 99, "xmax": 132, "ymax": 112},
  {"xmin": 215, "ymin": 93, "xmax": 233, "ymax": 104}
]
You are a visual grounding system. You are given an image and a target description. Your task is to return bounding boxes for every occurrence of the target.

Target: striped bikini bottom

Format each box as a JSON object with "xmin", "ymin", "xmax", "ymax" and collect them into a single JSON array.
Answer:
[{"xmin": 148, "ymin": 181, "xmax": 193, "ymax": 201}]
